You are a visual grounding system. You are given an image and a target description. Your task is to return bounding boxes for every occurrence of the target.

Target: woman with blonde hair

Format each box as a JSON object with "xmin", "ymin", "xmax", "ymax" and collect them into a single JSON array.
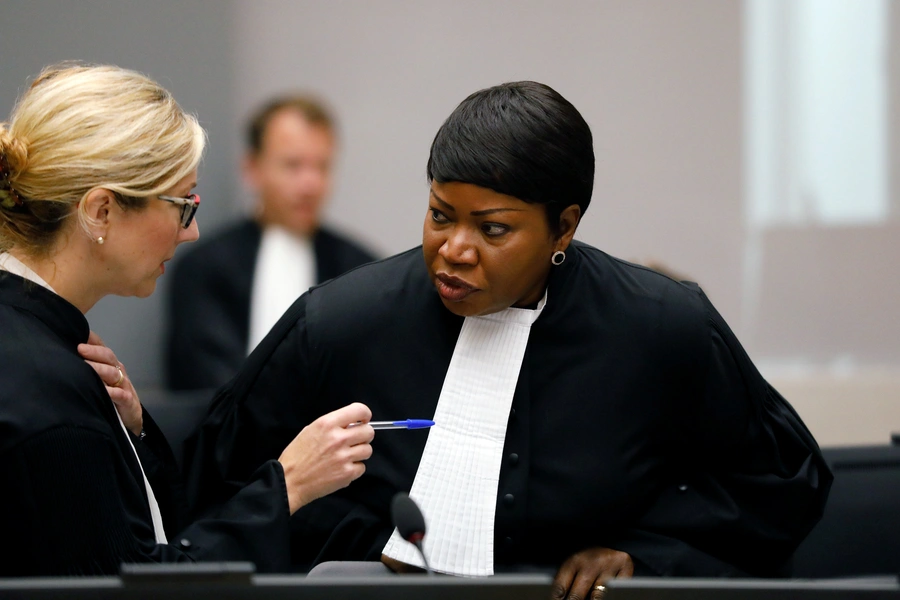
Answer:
[{"xmin": 0, "ymin": 64, "xmax": 374, "ymax": 576}]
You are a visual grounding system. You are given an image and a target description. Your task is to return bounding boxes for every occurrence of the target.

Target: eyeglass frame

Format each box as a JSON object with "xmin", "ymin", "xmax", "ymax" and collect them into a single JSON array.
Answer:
[{"xmin": 157, "ymin": 193, "xmax": 200, "ymax": 229}]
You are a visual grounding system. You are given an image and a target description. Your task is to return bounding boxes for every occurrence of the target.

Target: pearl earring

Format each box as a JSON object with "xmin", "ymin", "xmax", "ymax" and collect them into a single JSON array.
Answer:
[{"xmin": 96, "ymin": 236, "xmax": 105, "ymax": 245}]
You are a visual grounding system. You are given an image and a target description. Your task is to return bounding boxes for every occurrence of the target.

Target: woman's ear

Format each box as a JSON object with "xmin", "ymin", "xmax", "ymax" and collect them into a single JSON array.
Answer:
[
  {"xmin": 80, "ymin": 188, "xmax": 116, "ymax": 241},
  {"xmin": 555, "ymin": 204, "xmax": 581, "ymax": 251}
]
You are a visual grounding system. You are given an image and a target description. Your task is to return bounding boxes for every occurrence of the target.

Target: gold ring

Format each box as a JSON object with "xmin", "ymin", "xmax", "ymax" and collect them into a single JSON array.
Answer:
[
  {"xmin": 595, "ymin": 584, "xmax": 606, "ymax": 596},
  {"xmin": 113, "ymin": 365, "xmax": 124, "ymax": 387}
]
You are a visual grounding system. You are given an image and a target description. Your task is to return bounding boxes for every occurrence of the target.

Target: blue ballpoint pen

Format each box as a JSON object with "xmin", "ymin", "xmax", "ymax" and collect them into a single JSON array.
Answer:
[{"xmin": 351, "ymin": 419, "xmax": 435, "ymax": 430}]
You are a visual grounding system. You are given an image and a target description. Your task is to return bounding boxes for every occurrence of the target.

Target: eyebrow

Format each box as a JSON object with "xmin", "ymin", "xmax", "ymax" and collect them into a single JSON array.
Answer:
[{"xmin": 430, "ymin": 189, "xmax": 526, "ymax": 217}]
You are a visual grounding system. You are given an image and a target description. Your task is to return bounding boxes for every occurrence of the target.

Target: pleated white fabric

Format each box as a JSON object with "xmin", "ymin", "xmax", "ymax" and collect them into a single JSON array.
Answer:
[
  {"xmin": 247, "ymin": 225, "xmax": 315, "ymax": 354},
  {"xmin": 382, "ymin": 292, "xmax": 547, "ymax": 576}
]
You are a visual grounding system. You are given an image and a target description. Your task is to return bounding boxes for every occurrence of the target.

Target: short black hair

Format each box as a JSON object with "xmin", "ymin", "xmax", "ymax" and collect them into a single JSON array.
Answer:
[{"xmin": 427, "ymin": 81, "xmax": 594, "ymax": 232}]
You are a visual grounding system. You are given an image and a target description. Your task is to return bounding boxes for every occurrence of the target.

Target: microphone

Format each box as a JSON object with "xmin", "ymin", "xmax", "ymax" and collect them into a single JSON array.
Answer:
[{"xmin": 390, "ymin": 492, "xmax": 433, "ymax": 575}]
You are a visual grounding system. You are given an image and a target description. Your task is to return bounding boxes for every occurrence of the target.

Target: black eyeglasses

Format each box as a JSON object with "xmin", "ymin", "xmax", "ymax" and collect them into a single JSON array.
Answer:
[{"xmin": 158, "ymin": 193, "xmax": 200, "ymax": 229}]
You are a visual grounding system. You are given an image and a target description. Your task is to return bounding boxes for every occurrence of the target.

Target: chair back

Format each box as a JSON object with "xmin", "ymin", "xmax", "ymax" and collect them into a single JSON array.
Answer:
[{"xmin": 792, "ymin": 444, "xmax": 900, "ymax": 577}]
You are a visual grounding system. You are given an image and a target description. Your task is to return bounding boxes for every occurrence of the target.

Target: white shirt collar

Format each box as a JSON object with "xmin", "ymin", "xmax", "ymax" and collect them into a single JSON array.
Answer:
[{"xmin": 0, "ymin": 252, "xmax": 57, "ymax": 293}]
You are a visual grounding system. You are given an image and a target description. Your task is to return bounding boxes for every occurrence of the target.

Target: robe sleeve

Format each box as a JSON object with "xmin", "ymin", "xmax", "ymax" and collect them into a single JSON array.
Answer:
[
  {"xmin": 131, "ymin": 408, "xmax": 191, "ymax": 534},
  {"xmin": 0, "ymin": 425, "xmax": 291, "ymax": 576},
  {"xmin": 182, "ymin": 292, "xmax": 394, "ymax": 569},
  {"xmin": 183, "ymin": 293, "xmax": 317, "ymax": 519},
  {"xmin": 612, "ymin": 289, "xmax": 833, "ymax": 577}
]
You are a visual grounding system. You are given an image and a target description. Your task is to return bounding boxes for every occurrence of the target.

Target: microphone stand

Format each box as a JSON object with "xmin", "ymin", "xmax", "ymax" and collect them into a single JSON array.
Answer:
[{"xmin": 408, "ymin": 533, "xmax": 434, "ymax": 576}]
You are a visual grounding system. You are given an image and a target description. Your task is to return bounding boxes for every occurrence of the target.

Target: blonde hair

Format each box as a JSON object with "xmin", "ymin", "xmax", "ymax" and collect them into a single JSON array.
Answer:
[{"xmin": 0, "ymin": 63, "xmax": 206, "ymax": 256}]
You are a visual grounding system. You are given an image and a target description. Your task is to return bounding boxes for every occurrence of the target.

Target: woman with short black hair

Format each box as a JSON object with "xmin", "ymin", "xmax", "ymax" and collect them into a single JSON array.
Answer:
[{"xmin": 187, "ymin": 80, "xmax": 831, "ymax": 599}]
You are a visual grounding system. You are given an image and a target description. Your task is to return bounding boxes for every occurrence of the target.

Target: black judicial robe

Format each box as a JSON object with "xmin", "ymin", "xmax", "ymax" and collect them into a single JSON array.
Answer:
[
  {"xmin": 165, "ymin": 219, "xmax": 378, "ymax": 391},
  {"xmin": 0, "ymin": 272, "xmax": 291, "ymax": 576},
  {"xmin": 184, "ymin": 241, "xmax": 832, "ymax": 577}
]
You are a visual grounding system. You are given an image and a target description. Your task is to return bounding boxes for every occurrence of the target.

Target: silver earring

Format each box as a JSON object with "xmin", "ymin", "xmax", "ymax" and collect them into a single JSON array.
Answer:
[
  {"xmin": 96, "ymin": 236, "xmax": 105, "ymax": 245},
  {"xmin": 551, "ymin": 250, "xmax": 566, "ymax": 266}
]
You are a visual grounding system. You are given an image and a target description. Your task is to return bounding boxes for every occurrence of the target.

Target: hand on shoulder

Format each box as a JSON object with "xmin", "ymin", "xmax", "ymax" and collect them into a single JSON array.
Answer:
[{"xmin": 78, "ymin": 330, "xmax": 143, "ymax": 436}]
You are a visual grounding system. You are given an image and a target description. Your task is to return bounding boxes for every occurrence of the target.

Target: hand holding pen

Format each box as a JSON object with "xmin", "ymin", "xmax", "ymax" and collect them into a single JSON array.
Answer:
[{"xmin": 278, "ymin": 402, "xmax": 374, "ymax": 513}]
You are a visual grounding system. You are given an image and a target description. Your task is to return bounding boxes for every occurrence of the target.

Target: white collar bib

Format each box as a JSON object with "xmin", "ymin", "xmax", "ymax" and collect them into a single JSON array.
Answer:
[{"xmin": 383, "ymin": 291, "xmax": 547, "ymax": 576}]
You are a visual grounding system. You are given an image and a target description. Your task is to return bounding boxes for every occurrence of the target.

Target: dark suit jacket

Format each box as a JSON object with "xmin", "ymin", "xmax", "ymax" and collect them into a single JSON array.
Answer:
[
  {"xmin": 0, "ymin": 271, "xmax": 291, "ymax": 576},
  {"xmin": 165, "ymin": 219, "xmax": 376, "ymax": 391},
  {"xmin": 185, "ymin": 242, "xmax": 832, "ymax": 577}
]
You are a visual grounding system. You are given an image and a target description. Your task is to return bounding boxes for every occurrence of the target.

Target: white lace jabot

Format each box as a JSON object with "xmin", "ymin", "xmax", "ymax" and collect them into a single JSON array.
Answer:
[{"xmin": 382, "ymin": 292, "xmax": 547, "ymax": 576}]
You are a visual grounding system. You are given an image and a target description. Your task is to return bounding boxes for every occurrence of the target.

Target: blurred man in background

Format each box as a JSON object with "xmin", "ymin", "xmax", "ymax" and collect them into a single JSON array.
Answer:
[{"xmin": 165, "ymin": 95, "xmax": 377, "ymax": 391}]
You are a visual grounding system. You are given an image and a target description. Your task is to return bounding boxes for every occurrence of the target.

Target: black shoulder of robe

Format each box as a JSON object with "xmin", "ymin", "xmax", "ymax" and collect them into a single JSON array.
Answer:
[
  {"xmin": 165, "ymin": 218, "xmax": 261, "ymax": 391},
  {"xmin": 165, "ymin": 219, "xmax": 378, "ymax": 391},
  {"xmin": 0, "ymin": 271, "xmax": 292, "ymax": 576}
]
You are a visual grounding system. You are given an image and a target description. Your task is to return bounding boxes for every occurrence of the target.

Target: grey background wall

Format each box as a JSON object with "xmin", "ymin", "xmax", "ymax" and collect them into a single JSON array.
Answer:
[{"xmin": 1, "ymin": 0, "xmax": 897, "ymax": 446}]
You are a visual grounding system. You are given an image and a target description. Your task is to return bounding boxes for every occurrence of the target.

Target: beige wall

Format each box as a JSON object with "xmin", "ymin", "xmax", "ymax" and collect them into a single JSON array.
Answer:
[
  {"xmin": 233, "ymin": 1, "xmax": 746, "ymax": 329},
  {"xmin": 232, "ymin": 0, "xmax": 898, "ymax": 446},
  {"xmin": 3, "ymin": 0, "xmax": 896, "ymax": 445},
  {"xmin": 771, "ymin": 371, "xmax": 900, "ymax": 446}
]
